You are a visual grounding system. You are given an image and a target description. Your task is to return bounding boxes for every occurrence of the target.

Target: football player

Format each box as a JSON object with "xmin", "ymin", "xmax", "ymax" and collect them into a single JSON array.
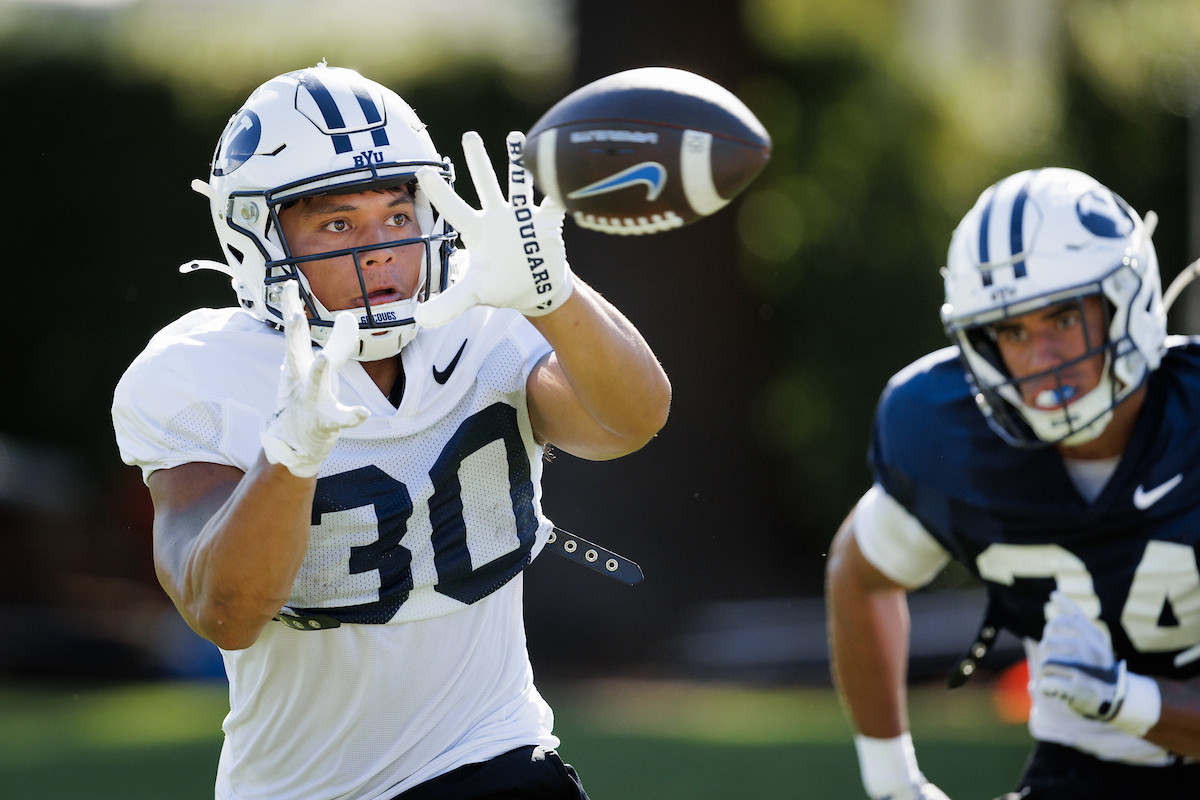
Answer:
[
  {"xmin": 826, "ymin": 167, "xmax": 1200, "ymax": 799},
  {"xmin": 111, "ymin": 64, "xmax": 670, "ymax": 800}
]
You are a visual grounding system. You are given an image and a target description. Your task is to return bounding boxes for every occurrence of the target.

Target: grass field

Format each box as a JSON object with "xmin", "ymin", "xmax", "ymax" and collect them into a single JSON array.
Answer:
[{"xmin": 0, "ymin": 677, "xmax": 1033, "ymax": 799}]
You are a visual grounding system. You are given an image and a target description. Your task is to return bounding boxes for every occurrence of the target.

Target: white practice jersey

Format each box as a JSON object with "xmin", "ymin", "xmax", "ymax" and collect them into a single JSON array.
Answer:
[{"xmin": 113, "ymin": 305, "xmax": 560, "ymax": 799}]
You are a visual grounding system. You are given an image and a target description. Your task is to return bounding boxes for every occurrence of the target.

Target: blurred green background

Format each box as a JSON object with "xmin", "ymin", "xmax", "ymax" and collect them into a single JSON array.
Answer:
[
  {"xmin": 1, "ymin": 679, "xmax": 1033, "ymax": 799},
  {"xmin": 2, "ymin": 0, "xmax": 1198, "ymax": 796}
]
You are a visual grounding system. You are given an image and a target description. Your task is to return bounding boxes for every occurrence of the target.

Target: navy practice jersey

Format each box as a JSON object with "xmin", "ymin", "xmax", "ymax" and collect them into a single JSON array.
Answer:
[{"xmin": 870, "ymin": 337, "xmax": 1200, "ymax": 681}]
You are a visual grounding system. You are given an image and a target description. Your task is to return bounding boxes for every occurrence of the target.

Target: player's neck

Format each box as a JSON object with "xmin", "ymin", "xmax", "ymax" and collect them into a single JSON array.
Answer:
[{"xmin": 362, "ymin": 354, "xmax": 403, "ymax": 399}]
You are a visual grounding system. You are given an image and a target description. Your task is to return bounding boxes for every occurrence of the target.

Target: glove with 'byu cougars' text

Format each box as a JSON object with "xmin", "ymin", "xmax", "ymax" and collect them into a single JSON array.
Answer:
[{"xmin": 415, "ymin": 130, "xmax": 574, "ymax": 326}]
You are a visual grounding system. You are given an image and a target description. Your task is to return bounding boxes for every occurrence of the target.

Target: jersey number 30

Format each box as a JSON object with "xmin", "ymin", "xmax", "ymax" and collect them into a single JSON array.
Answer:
[{"xmin": 298, "ymin": 402, "xmax": 538, "ymax": 625}]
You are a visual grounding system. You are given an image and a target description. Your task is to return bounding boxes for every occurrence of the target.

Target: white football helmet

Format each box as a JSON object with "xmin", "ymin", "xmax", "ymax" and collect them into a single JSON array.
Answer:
[
  {"xmin": 941, "ymin": 167, "xmax": 1166, "ymax": 448},
  {"xmin": 185, "ymin": 64, "xmax": 459, "ymax": 360}
]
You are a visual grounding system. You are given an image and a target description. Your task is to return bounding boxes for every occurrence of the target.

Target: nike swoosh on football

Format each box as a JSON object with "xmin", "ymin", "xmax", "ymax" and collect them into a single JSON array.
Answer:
[
  {"xmin": 1133, "ymin": 473, "xmax": 1184, "ymax": 510},
  {"xmin": 567, "ymin": 162, "xmax": 667, "ymax": 201},
  {"xmin": 432, "ymin": 339, "xmax": 467, "ymax": 385}
]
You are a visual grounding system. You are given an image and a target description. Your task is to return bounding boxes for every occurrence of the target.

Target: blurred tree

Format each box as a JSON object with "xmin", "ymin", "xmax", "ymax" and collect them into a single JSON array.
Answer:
[
  {"xmin": 523, "ymin": 0, "xmax": 801, "ymax": 676},
  {"xmin": 1, "ymin": 59, "xmax": 224, "ymax": 473}
]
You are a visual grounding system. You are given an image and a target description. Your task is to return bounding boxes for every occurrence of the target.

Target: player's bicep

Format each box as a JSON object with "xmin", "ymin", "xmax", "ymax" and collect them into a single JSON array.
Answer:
[
  {"xmin": 147, "ymin": 462, "xmax": 245, "ymax": 609},
  {"xmin": 526, "ymin": 352, "xmax": 629, "ymax": 460}
]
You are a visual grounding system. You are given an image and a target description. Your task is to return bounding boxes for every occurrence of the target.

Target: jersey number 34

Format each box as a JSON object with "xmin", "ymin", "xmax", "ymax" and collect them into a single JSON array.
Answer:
[{"xmin": 979, "ymin": 541, "xmax": 1200, "ymax": 653}]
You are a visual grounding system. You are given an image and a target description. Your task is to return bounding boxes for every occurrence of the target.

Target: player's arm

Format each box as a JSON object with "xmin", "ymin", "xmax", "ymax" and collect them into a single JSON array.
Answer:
[
  {"xmin": 1146, "ymin": 678, "xmax": 1200, "ymax": 757},
  {"xmin": 827, "ymin": 508, "xmax": 914, "ymax": 739},
  {"xmin": 148, "ymin": 282, "xmax": 368, "ymax": 651},
  {"xmin": 148, "ymin": 458, "xmax": 316, "ymax": 650},
  {"xmin": 1150, "ymin": 678, "xmax": 1200, "ymax": 756},
  {"xmin": 826, "ymin": 489, "xmax": 952, "ymax": 800},
  {"xmin": 524, "ymin": 281, "xmax": 670, "ymax": 460}
]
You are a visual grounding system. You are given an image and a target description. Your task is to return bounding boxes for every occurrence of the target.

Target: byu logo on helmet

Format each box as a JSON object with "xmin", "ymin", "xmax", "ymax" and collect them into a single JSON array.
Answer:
[
  {"xmin": 213, "ymin": 110, "xmax": 261, "ymax": 177},
  {"xmin": 1077, "ymin": 189, "xmax": 1134, "ymax": 238}
]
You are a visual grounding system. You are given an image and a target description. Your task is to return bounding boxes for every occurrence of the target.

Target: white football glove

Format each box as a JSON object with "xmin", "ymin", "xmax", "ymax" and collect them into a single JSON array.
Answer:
[
  {"xmin": 414, "ymin": 130, "xmax": 574, "ymax": 327},
  {"xmin": 1037, "ymin": 591, "xmax": 1126, "ymax": 720},
  {"xmin": 1036, "ymin": 591, "xmax": 1160, "ymax": 736},
  {"xmin": 260, "ymin": 282, "xmax": 369, "ymax": 478}
]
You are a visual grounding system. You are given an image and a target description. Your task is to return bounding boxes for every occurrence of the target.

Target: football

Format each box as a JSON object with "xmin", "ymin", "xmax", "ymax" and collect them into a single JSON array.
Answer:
[{"xmin": 522, "ymin": 67, "xmax": 771, "ymax": 235}]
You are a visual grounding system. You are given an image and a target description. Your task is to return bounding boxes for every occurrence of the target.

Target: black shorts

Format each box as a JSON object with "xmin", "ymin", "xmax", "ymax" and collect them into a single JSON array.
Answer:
[
  {"xmin": 993, "ymin": 741, "xmax": 1200, "ymax": 800},
  {"xmin": 392, "ymin": 745, "xmax": 590, "ymax": 800}
]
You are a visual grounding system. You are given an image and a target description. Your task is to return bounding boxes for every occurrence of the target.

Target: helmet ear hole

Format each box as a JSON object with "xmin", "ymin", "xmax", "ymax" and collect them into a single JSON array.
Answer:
[{"xmin": 225, "ymin": 244, "xmax": 245, "ymax": 264}]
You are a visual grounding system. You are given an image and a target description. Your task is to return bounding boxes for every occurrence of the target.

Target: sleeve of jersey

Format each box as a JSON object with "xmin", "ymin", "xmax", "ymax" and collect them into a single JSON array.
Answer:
[
  {"xmin": 854, "ymin": 483, "xmax": 951, "ymax": 589},
  {"xmin": 510, "ymin": 314, "xmax": 554, "ymax": 380},
  {"xmin": 112, "ymin": 352, "xmax": 265, "ymax": 482}
]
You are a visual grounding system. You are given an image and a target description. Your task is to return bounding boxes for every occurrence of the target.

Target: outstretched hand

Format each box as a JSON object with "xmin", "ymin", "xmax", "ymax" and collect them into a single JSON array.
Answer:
[
  {"xmin": 415, "ymin": 131, "xmax": 574, "ymax": 327},
  {"xmin": 260, "ymin": 282, "xmax": 369, "ymax": 478}
]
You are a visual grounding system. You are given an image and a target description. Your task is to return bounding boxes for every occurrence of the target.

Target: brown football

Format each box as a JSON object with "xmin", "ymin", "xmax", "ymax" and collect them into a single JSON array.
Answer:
[{"xmin": 523, "ymin": 67, "xmax": 771, "ymax": 235}]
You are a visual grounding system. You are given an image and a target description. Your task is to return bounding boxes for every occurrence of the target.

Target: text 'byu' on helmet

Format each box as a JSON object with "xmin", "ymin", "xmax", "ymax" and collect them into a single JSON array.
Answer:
[
  {"xmin": 940, "ymin": 167, "xmax": 1166, "ymax": 448},
  {"xmin": 183, "ymin": 63, "xmax": 461, "ymax": 360}
]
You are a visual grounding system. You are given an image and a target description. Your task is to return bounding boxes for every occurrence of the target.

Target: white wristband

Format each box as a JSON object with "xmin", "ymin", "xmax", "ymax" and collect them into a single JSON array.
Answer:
[
  {"xmin": 1113, "ymin": 672, "xmax": 1161, "ymax": 737},
  {"xmin": 855, "ymin": 732, "xmax": 923, "ymax": 798}
]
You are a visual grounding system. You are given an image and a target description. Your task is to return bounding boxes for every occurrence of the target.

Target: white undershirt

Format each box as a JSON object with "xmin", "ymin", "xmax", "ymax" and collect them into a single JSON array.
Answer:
[{"xmin": 1062, "ymin": 455, "xmax": 1121, "ymax": 503}]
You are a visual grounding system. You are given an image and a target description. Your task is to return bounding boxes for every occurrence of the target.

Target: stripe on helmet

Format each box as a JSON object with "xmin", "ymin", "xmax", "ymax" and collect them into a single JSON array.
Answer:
[
  {"xmin": 354, "ymin": 86, "xmax": 382, "ymax": 124},
  {"xmin": 977, "ymin": 187, "xmax": 996, "ymax": 286},
  {"xmin": 297, "ymin": 73, "xmax": 353, "ymax": 154},
  {"xmin": 977, "ymin": 170, "xmax": 1039, "ymax": 286},
  {"xmin": 352, "ymin": 86, "xmax": 389, "ymax": 148},
  {"xmin": 1009, "ymin": 175, "xmax": 1033, "ymax": 278}
]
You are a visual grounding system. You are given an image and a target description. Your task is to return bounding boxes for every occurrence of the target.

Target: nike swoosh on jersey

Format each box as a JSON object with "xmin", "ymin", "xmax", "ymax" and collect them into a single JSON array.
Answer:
[
  {"xmin": 567, "ymin": 162, "xmax": 667, "ymax": 202},
  {"xmin": 1133, "ymin": 473, "xmax": 1184, "ymax": 510},
  {"xmin": 432, "ymin": 339, "xmax": 467, "ymax": 384}
]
